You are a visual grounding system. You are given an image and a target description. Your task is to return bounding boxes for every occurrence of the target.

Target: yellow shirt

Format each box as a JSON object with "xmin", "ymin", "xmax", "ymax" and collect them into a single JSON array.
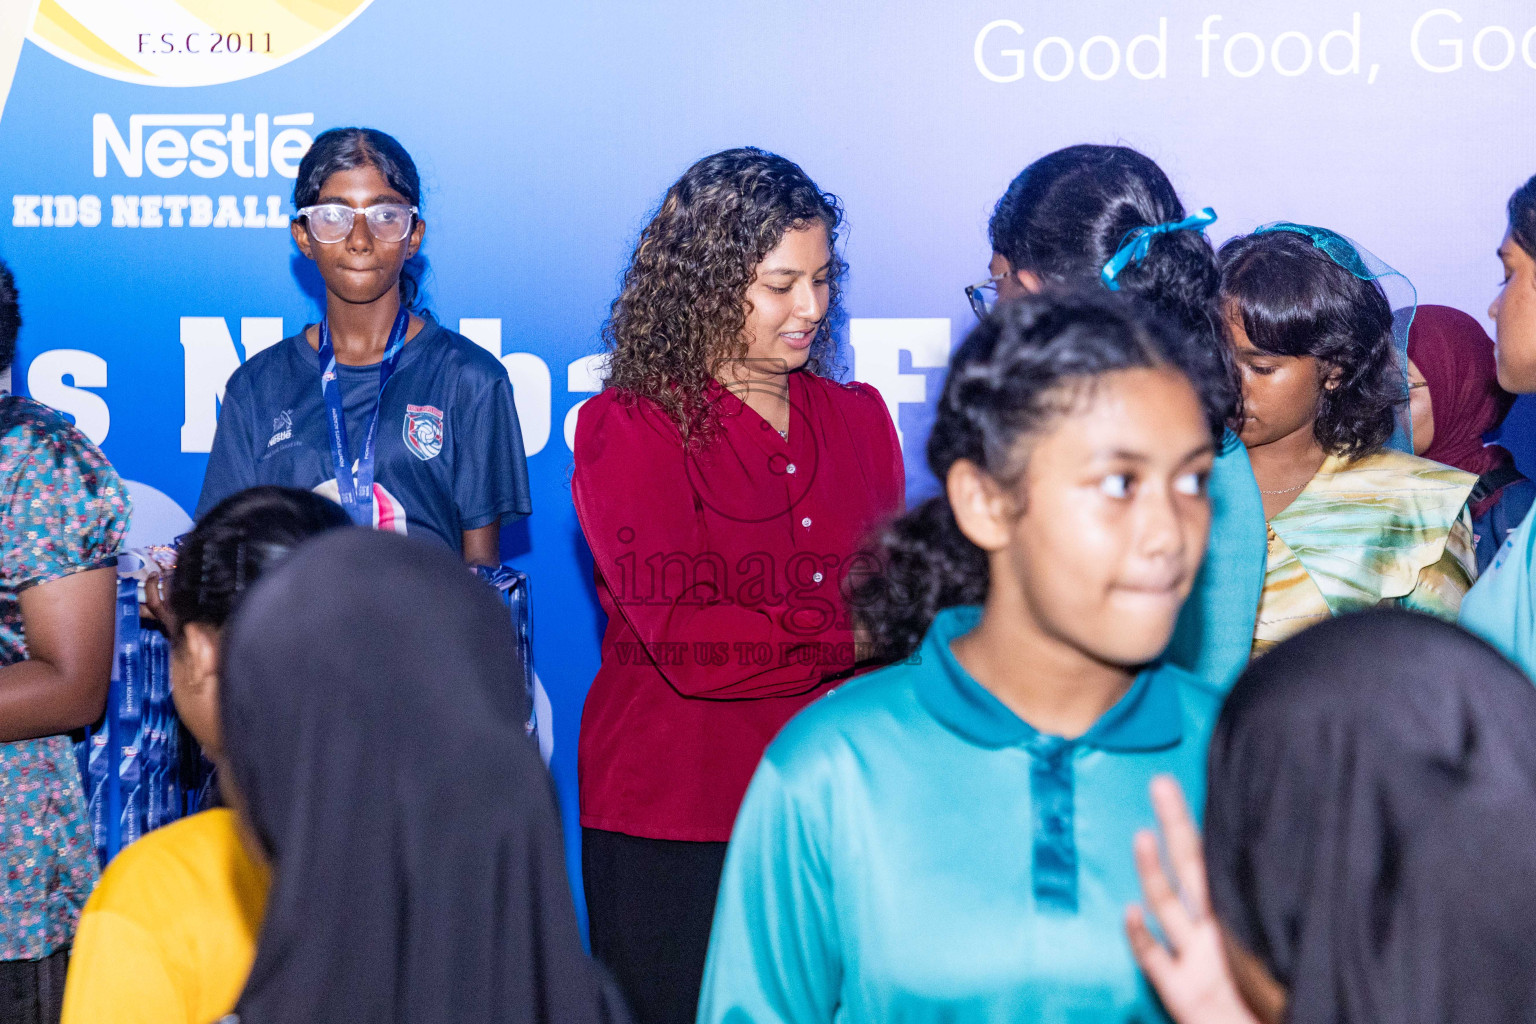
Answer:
[{"xmin": 61, "ymin": 808, "xmax": 268, "ymax": 1024}]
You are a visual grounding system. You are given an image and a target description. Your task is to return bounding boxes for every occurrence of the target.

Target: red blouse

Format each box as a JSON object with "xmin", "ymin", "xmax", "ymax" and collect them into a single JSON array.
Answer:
[{"xmin": 573, "ymin": 372, "xmax": 905, "ymax": 841}]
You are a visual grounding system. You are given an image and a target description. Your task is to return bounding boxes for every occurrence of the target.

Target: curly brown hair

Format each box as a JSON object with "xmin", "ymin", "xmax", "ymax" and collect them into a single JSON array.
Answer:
[{"xmin": 602, "ymin": 147, "xmax": 847, "ymax": 445}]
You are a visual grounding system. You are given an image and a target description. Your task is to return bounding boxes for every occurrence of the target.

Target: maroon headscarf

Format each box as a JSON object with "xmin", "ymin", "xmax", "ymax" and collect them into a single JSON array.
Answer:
[{"xmin": 1407, "ymin": 304, "xmax": 1516, "ymax": 481}]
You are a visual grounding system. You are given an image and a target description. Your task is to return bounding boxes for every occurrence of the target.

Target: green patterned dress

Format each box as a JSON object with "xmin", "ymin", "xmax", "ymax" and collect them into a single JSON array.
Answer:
[{"xmin": 1252, "ymin": 449, "xmax": 1477, "ymax": 659}]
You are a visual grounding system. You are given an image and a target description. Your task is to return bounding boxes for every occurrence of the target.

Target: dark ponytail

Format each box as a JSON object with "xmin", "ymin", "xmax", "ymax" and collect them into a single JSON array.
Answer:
[
  {"xmin": 1510, "ymin": 174, "xmax": 1536, "ymax": 261},
  {"xmin": 988, "ymin": 144, "xmax": 1238, "ymax": 428},
  {"xmin": 859, "ymin": 497, "xmax": 989, "ymax": 661},
  {"xmin": 853, "ymin": 288, "xmax": 1226, "ymax": 661},
  {"xmin": 292, "ymin": 127, "xmax": 426, "ymax": 311},
  {"xmin": 168, "ymin": 486, "xmax": 352, "ymax": 641}
]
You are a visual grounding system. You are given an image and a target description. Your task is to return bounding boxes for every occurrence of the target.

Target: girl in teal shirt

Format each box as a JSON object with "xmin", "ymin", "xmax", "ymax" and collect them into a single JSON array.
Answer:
[
  {"xmin": 1460, "ymin": 174, "xmax": 1536, "ymax": 675},
  {"xmin": 699, "ymin": 290, "xmax": 1227, "ymax": 1024}
]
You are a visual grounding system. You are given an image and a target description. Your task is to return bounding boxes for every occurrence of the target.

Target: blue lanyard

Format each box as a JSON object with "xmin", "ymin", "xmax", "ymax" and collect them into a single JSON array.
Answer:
[{"xmin": 316, "ymin": 307, "xmax": 409, "ymax": 527}]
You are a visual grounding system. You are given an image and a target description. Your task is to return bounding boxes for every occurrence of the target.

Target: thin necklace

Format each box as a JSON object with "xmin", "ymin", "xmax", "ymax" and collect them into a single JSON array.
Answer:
[
  {"xmin": 777, "ymin": 428, "xmax": 788, "ymax": 440},
  {"xmin": 1259, "ymin": 480, "xmax": 1309, "ymax": 495}
]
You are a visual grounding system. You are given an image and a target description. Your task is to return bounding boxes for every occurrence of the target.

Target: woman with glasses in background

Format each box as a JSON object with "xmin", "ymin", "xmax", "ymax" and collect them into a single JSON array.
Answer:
[
  {"xmin": 969, "ymin": 145, "xmax": 1267, "ymax": 689},
  {"xmin": 196, "ymin": 127, "xmax": 530, "ymax": 564}
]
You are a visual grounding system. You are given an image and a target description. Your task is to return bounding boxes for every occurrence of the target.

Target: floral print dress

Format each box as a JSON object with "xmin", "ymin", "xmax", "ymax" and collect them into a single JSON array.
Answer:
[{"xmin": 0, "ymin": 395, "xmax": 129, "ymax": 960}]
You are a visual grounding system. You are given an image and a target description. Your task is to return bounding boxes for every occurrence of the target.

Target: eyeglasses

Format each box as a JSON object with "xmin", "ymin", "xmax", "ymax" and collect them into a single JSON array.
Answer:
[
  {"xmin": 965, "ymin": 273, "xmax": 1007, "ymax": 321},
  {"xmin": 296, "ymin": 203, "xmax": 419, "ymax": 244}
]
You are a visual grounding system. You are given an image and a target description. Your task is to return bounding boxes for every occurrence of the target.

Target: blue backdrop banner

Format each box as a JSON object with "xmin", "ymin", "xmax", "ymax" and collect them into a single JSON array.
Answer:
[{"xmin": 2, "ymin": 0, "xmax": 1534, "ymax": 913}]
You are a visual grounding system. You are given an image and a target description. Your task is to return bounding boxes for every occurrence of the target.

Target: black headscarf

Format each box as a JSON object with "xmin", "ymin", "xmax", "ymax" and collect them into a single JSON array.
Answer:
[
  {"xmin": 220, "ymin": 529, "xmax": 625, "ymax": 1024},
  {"xmin": 1206, "ymin": 609, "xmax": 1536, "ymax": 1024}
]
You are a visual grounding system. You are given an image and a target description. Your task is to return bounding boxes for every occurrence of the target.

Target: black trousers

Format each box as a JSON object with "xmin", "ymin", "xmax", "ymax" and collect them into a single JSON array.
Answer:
[
  {"xmin": 582, "ymin": 829, "xmax": 728, "ymax": 1024},
  {"xmin": 0, "ymin": 950, "xmax": 68, "ymax": 1024}
]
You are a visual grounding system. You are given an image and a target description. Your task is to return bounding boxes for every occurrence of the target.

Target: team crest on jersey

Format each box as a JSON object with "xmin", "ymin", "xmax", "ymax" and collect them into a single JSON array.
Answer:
[{"xmin": 403, "ymin": 404, "xmax": 444, "ymax": 461}]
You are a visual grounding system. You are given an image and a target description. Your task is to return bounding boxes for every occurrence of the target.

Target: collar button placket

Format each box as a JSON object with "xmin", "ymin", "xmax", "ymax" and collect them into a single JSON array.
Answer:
[{"xmin": 1027, "ymin": 735, "xmax": 1079, "ymax": 914}]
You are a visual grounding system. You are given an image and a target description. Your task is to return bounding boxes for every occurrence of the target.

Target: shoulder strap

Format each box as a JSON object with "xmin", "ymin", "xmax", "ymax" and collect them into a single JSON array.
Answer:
[{"xmin": 1473, "ymin": 464, "xmax": 1527, "ymax": 505}]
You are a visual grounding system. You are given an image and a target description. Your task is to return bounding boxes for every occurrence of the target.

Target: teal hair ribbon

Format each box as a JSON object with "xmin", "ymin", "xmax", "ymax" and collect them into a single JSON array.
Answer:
[{"xmin": 1100, "ymin": 207, "xmax": 1218, "ymax": 291}]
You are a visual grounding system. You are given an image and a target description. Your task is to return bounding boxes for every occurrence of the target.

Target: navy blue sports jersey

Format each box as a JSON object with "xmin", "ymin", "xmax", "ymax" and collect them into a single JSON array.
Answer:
[{"xmin": 197, "ymin": 317, "xmax": 531, "ymax": 551}]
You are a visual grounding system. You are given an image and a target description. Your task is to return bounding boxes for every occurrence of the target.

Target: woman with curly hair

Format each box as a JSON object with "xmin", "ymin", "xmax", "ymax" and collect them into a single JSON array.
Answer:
[
  {"xmin": 1218, "ymin": 228, "xmax": 1476, "ymax": 657},
  {"xmin": 571, "ymin": 147, "xmax": 902, "ymax": 1024}
]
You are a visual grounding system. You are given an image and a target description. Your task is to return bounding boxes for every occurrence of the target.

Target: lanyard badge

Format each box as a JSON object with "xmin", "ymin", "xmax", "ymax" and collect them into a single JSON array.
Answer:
[{"xmin": 316, "ymin": 307, "xmax": 409, "ymax": 527}]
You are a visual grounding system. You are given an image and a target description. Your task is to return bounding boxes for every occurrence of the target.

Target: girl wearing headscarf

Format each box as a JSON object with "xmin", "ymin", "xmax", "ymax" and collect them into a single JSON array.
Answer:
[
  {"xmin": 1406, "ymin": 304, "xmax": 1533, "ymax": 573},
  {"xmin": 62, "ymin": 487, "xmax": 351, "ymax": 1024},
  {"xmin": 699, "ymin": 289, "xmax": 1230, "ymax": 1024},
  {"xmin": 1125, "ymin": 608, "xmax": 1536, "ymax": 1024},
  {"xmin": 1219, "ymin": 229, "xmax": 1477, "ymax": 657},
  {"xmin": 217, "ymin": 529, "xmax": 623, "ymax": 1024}
]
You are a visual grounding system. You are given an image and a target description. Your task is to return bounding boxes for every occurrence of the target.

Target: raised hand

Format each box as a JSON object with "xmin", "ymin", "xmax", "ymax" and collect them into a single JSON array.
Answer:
[{"xmin": 1124, "ymin": 775, "xmax": 1259, "ymax": 1024}]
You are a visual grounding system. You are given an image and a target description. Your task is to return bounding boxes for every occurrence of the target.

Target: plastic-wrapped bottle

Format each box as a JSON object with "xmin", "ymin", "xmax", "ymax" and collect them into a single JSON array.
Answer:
[
  {"xmin": 118, "ymin": 718, "xmax": 143, "ymax": 850},
  {"xmin": 144, "ymin": 633, "xmax": 175, "ymax": 831},
  {"xmin": 84, "ymin": 728, "xmax": 111, "ymax": 862},
  {"xmin": 472, "ymin": 564, "xmax": 537, "ymax": 743},
  {"xmin": 87, "ymin": 576, "xmax": 143, "ymax": 860},
  {"xmin": 75, "ymin": 556, "xmax": 221, "ymax": 863}
]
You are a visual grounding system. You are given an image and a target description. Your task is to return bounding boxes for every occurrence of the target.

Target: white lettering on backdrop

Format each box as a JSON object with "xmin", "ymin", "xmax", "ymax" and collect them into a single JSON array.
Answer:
[{"xmin": 23, "ymin": 318, "xmax": 955, "ymax": 460}]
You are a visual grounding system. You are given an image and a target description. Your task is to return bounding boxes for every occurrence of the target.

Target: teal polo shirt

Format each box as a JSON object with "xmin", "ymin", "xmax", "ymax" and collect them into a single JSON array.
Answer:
[
  {"xmin": 1163, "ymin": 432, "xmax": 1267, "ymax": 689},
  {"xmin": 698, "ymin": 605, "xmax": 1221, "ymax": 1024}
]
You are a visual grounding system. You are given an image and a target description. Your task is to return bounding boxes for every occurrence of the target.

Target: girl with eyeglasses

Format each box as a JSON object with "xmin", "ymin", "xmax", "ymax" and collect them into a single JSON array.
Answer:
[
  {"xmin": 196, "ymin": 127, "xmax": 530, "ymax": 564},
  {"xmin": 977, "ymin": 145, "xmax": 1266, "ymax": 689}
]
